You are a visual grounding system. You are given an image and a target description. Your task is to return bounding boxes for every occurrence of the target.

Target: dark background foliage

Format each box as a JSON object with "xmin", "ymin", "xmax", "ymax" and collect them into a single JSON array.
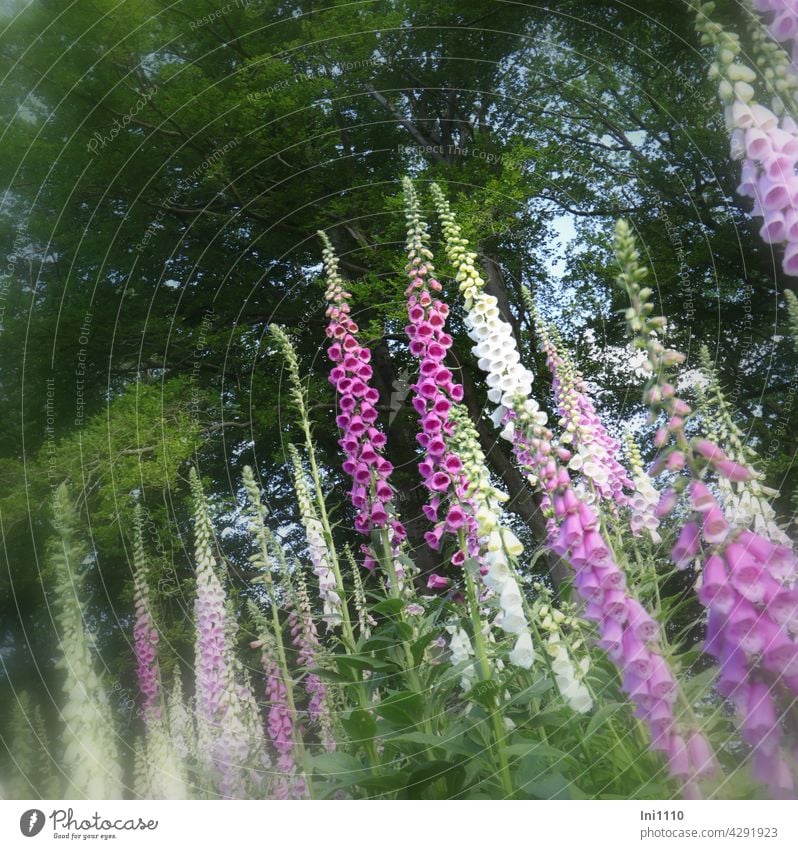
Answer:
[{"xmin": 1, "ymin": 0, "xmax": 795, "ymax": 769}]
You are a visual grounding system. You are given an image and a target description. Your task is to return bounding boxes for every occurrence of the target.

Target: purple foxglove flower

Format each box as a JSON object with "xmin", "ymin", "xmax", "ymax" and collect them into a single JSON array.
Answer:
[
  {"xmin": 697, "ymin": 555, "xmax": 736, "ymax": 612},
  {"xmin": 752, "ymin": 749, "xmax": 795, "ymax": 796},
  {"xmin": 655, "ymin": 488, "xmax": 678, "ymax": 518},
  {"xmin": 626, "ymin": 598, "xmax": 658, "ymax": 641},
  {"xmin": 742, "ymin": 681, "xmax": 780, "ymax": 749},
  {"xmin": 133, "ymin": 560, "xmax": 161, "ymax": 723},
  {"xmin": 402, "ymin": 181, "xmax": 482, "ymax": 572},
  {"xmin": 694, "ymin": 439, "xmax": 728, "ymax": 462},
  {"xmin": 702, "ymin": 506, "xmax": 730, "ymax": 544},
  {"xmin": 427, "ymin": 573, "xmax": 450, "ymax": 589},
  {"xmin": 671, "ymin": 522, "xmax": 701, "ymax": 569},
  {"xmin": 715, "ymin": 459, "xmax": 753, "ymax": 482},
  {"xmin": 667, "ymin": 734, "xmax": 690, "ymax": 778},
  {"xmin": 687, "ymin": 731, "xmax": 718, "ymax": 778},
  {"xmin": 690, "ymin": 481, "xmax": 716, "ymax": 512},
  {"xmin": 320, "ymin": 234, "xmax": 405, "ymax": 559}
]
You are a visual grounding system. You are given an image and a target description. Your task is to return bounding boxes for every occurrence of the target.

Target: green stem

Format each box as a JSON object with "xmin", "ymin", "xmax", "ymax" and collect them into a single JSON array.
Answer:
[
  {"xmin": 261, "ymin": 577, "xmax": 315, "ymax": 799},
  {"xmin": 377, "ymin": 529, "xmax": 437, "ymax": 745},
  {"xmin": 300, "ymin": 420, "xmax": 358, "ymax": 652},
  {"xmin": 296, "ymin": 425, "xmax": 385, "ymax": 770},
  {"xmin": 463, "ymin": 565, "xmax": 514, "ymax": 799}
]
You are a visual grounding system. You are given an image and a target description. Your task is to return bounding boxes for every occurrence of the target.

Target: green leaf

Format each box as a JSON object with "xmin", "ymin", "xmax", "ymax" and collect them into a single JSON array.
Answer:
[
  {"xmin": 584, "ymin": 702, "xmax": 627, "ymax": 739},
  {"xmin": 394, "ymin": 621, "xmax": 414, "ymax": 641},
  {"xmin": 311, "ymin": 752, "xmax": 365, "ymax": 777},
  {"xmin": 341, "ymin": 709, "xmax": 377, "ymax": 746},
  {"xmin": 410, "ymin": 630, "xmax": 438, "ymax": 666},
  {"xmin": 516, "ymin": 770, "xmax": 574, "ymax": 800},
  {"xmin": 383, "ymin": 731, "xmax": 468, "ymax": 756},
  {"xmin": 403, "ymin": 759, "xmax": 467, "ymax": 800},
  {"xmin": 465, "ymin": 679, "xmax": 500, "ymax": 709},
  {"xmin": 526, "ymin": 705, "xmax": 572, "ymax": 730},
  {"xmin": 360, "ymin": 635, "xmax": 395, "ymax": 653},
  {"xmin": 332, "ymin": 654, "xmax": 397, "ymax": 676},
  {"xmin": 307, "ymin": 666, "xmax": 350, "ymax": 683},
  {"xmin": 505, "ymin": 740, "xmax": 570, "ymax": 761},
  {"xmin": 376, "ymin": 690, "xmax": 425, "ymax": 726},
  {"xmin": 350, "ymin": 772, "xmax": 408, "ymax": 795},
  {"xmin": 506, "ymin": 678, "xmax": 554, "ymax": 706},
  {"xmin": 371, "ymin": 598, "xmax": 405, "ymax": 617}
]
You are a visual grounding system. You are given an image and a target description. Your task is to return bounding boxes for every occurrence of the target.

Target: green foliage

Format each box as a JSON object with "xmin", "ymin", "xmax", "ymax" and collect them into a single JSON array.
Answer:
[{"xmin": 1, "ymin": 0, "xmax": 796, "ymax": 803}]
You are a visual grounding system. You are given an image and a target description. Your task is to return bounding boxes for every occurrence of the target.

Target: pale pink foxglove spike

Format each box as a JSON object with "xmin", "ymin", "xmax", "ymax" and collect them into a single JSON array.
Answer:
[
  {"xmin": 132, "ymin": 514, "xmax": 161, "ymax": 723},
  {"xmin": 290, "ymin": 573, "xmax": 336, "ymax": 753},
  {"xmin": 534, "ymin": 316, "xmax": 634, "ymax": 508},
  {"xmin": 190, "ymin": 469, "xmax": 260, "ymax": 798},
  {"xmin": 615, "ymin": 218, "xmax": 798, "ymax": 796},
  {"xmin": 694, "ymin": 1, "xmax": 798, "ymax": 275},
  {"xmin": 263, "ymin": 650, "xmax": 306, "ymax": 799}
]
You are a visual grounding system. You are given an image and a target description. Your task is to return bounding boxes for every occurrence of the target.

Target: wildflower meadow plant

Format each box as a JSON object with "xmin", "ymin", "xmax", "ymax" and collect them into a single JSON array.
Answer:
[
  {"xmin": 615, "ymin": 218, "xmax": 798, "ymax": 795},
  {"xmin": 692, "ymin": 0, "xmax": 798, "ymax": 274},
  {"xmin": 15, "ymin": 178, "xmax": 796, "ymax": 802}
]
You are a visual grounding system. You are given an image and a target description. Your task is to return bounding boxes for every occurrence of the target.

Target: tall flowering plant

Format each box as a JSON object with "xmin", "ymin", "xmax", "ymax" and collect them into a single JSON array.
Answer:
[
  {"xmin": 401, "ymin": 178, "xmax": 477, "ymax": 570},
  {"xmin": 531, "ymin": 309, "xmax": 634, "ymax": 508},
  {"xmin": 692, "ymin": 0, "xmax": 798, "ymax": 274},
  {"xmin": 48, "ymin": 484, "xmax": 123, "ymax": 800},
  {"xmin": 318, "ymin": 232, "xmax": 406, "ymax": 561},
  {"xmin": 21, "ymin": 178, "xmax": 798, "ymax": 802},
  {"xmin": 615, "ymin": 218, "xmax": 798, "ymax": 795},
  {"xmin": 289, "ymin": 570, "xmax": 337, "ymax": 754},
  {"xmin": 190, "ymin": 468, "xmax": 266, "ymax": 799},
  {"xmin": 130, "ymin": 506, "xmax": 190, "ymax": 799},
  {"xmin": 431, "ymin": 184, "xmax": 717, "ymax": 794},
  {"xmin": 242, "ymin": 467, "xmax": 312, "ymax": 797},
  {"xmin": 696, "ymin": 345, "xmax": 791, "ymax": 545},
  {"xmin": 448, "ymin": 404, "xmax": 535, "ymax": 669},
  {"xmin": 132, "ymin": 505, "xmax": 161, "ymax": 724},
  {"xmin": 288, "ymin": 443, "xmax": 343, "ymax": 630}
]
